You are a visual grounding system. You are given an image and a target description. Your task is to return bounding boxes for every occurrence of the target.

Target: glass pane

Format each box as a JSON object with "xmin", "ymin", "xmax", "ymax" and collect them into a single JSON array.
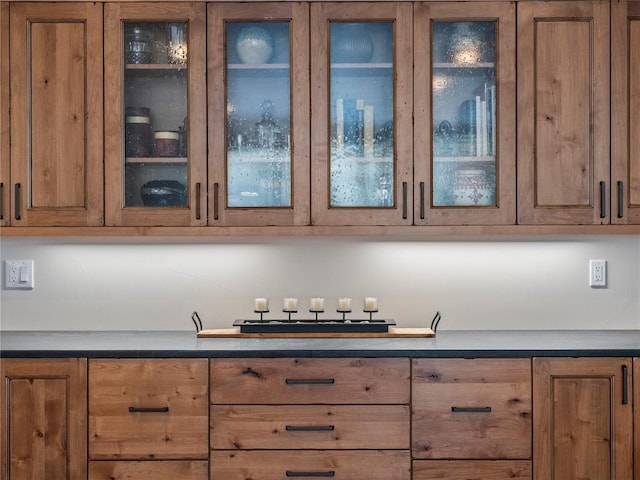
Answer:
[
  {"xmin": 123, "ymin": 22, "xmax": 189, "ymax": 208},
  {"xmin": 330, "ymin": 22, "xmax": 394, "ymax": 208},
  {"xmin": 226, "ymin": 22, "xmax": 292, "ymax": 208},
  {"xmin": 432, "ymin": 21, "xmax": 497, "ymax": 207}
]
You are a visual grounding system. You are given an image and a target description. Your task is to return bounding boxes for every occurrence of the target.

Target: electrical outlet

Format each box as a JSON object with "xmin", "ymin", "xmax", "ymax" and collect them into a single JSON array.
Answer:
[
  {"xmin": 4, "ymin": 260, "xmax": 34, "ymax": 289},
  {"xmin": 589, "ymin": 259, "xmax": 607, "ymax": 288}
]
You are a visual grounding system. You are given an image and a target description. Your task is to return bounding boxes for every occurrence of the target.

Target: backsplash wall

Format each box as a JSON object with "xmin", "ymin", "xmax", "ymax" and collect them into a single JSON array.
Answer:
[{"xmin": 1, "ymin": 235, "xmax": 639, "ymax": 331}]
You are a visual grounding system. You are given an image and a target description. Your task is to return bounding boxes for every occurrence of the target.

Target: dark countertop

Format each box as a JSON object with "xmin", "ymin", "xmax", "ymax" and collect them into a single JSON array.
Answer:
[{"xmin": 1, "ymin": 330, "xmax": 638, "ymax": 358}]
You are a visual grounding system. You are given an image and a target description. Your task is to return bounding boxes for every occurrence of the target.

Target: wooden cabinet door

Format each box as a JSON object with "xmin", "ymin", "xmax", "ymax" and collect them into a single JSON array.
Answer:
[
  {"xmin": 0, "ymin": 358, "xmax": 88, "ymax": 480},
  {"xmin": 413, "ymin": 2, "xmax": 517, "ymax": 226},
  {"xmin": 9, "ymin": 3, "xmax": 103, "ymax": 226},
  {"xmin": 635, "ymin": 357, "xmax": 639, "ymax": 480},
  {"xmin": 533, "ymin": 358, "xmax": 633, "ymax": 480},
  {"xmin": 0, "ymin": 3, "xmax": 9, "ymax": 226},
  {"xmin": 517, "ymin": 2, "xmax": 610, "ymax": 225},
  {"xmin": 89, "ymin": 460, "xmax": 208, "ymax": 480},
  {"xmin": 612, "ymin": 0, "xmax": 640, "ymax": 224},
  {"xmin": 310, "ymin": 2, "xmax": 413, "ymax": 226}
]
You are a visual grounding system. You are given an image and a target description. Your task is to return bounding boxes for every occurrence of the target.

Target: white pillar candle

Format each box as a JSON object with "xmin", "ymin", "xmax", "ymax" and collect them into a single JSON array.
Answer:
[
  {"xmin": 255, "ymin": 297, "xmax": 269, "ymax": 312},
  {"xmin": 310, "ymin": 297, "xmax": 325, "ymax": 311},
  {"xmin": 284, "ymin": 297, "xmax": 298, "ymax": 311},
  {"xmin": 337, "ymin": 297, "xmax": 352, "ymax": 311},
  {"xmin": 364, "ymin": 297, "xmax": 378, "ymax": 311}
]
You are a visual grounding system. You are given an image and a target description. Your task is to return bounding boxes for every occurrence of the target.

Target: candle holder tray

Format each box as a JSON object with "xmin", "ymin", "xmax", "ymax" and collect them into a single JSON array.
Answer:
[{"xmin": 233, "ymin": 318, "xmax": 396, "ymax": 333}]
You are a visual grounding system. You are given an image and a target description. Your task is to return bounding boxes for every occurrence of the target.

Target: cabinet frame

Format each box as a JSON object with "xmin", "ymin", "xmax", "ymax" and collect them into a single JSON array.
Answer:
[
  {"xmin": 104, "ymin": 2, "xmax": 207, "ymax": 227},
  {"xmin": 413, "ymin": 1, "xmax": 517, "ymax": 226},
  {"xmin": 1, "ymin": 3, "xmax": 9, "ymax": 226}
]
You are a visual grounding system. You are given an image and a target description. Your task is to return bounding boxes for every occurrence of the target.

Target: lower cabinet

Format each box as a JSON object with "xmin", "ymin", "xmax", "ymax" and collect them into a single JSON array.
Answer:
[
  {"xmin": 0, "ymin": 358, "xmax": 87, "ymax": 480},
  {"xmin": 635, "ymin": 357, "xmax": 639, "ymax": 480},
  {"xmin": 533, "ymin": 357, "xmax": 633, "ymax": 480},
  {"xmin": 413, "ymin": 460, "xmax": 532, "ymax": 480},
  {"xmin": 89, "ymin": 460, "xmax": 208, "ymax": 480}
]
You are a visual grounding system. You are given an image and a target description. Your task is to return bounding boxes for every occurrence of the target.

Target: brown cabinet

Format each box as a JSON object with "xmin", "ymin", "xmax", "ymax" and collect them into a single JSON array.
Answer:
[
  {"xmin": 0, "ymin": 3, "xmax": 9, "ymax": 226},
  {"xmin": 88, "ymin": 359, "xmax": 208, "ymax": 460},
  {"xmin": 517, "ymin": 1, "xmax": 610, "ymax": 225},
  {"xmin": 612, "ymin": 0, "xmax": 640, "ymax": 224},
  {"xmin": 89, "ymin": 460, "xmax": 208, "ymax": 480},
  {"xmin": 9, "ymin": 2, "xmax": 104, "ymax": 227},
  {"xmin": 635, "ymin": 357, "xmax": 639, "ymax": 480},
  {"xmin": 533, "ymin": 357, "xmax": 633, "ymax": 480},
  {"xmin": 0, "ymin": 358, "xmax": 88, "ymax": 480},
  {"xmin": 413, "ymin": 460, "xmax": 532, "ymax": 480},
  {"xmin": 210, "ymin": 358, "xmax": 411, "ymax": 480}
]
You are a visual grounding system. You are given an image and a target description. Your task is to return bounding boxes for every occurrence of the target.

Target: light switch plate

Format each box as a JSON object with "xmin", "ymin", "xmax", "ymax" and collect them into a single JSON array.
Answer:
[{"xmin": 5, "ymin": 259, "xmax": 34, "ymax": 289}]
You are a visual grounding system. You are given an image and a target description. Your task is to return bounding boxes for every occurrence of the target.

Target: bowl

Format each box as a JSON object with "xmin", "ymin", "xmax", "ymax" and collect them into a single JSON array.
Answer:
[{"xmin": 140, "ymin": 180, "xmax": 187, "ymax": 207}]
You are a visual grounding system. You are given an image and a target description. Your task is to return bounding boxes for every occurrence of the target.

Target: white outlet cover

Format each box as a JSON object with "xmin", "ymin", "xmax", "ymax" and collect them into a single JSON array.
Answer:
[{"xmin": 4, "ymin": 259, "xmax": 34, "ymax": 289}]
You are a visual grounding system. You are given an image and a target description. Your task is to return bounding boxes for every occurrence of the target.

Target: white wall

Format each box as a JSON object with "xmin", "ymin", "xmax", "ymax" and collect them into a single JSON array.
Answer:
[{"xmin": 1, "ymin": 235, "xmax": 639, "ymax": 331}]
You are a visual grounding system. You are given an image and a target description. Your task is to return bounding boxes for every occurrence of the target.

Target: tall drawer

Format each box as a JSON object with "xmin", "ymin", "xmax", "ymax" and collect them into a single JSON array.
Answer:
[
  {"xmin": 211, "ymin": 405, "xmax": 410, "ymax": 449},
  {"xmin": 211, "ymin": 450, "xmax": 411, "ymax": 480},
  {"xmin": 211, "ymin": 358, "xmax": 410, "ymax": 404},
  {"xmin": 89, "ymin": 461, "xmax": 208, "ymax": 480},
  {"xmin": 413, "ymin": 460, "xmax": 532, "ymax": 479},
  {"xmin": 89, "ymin": 359, "xmax": 208, "ymax": 459},
  {"xmin": 412, "ymin": 358, "xmax": 532, "ymax": 459}
]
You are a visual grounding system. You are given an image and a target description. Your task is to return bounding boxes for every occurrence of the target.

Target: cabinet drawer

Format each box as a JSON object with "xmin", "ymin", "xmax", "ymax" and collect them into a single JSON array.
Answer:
[
  {"xmin": 211, "ymin": 405, "xmax": 409, "ymax": 449},
  {"xmin": 211, "ymin": 358, "xmax": 410, "ymax": 404},
  {"xmin": 89, "ymin": 461, "xmax": 208, "ymax": 480},
  {"xmin": 211, "ymin": 450, "xmax": 411, "ymax": 480},
  {"xmin": 89, "ymin": 359, "xmax": 208, "ymax": 459},
  {"xmin": 412, "ymin": 358, "xmax": 532, "ymax": 459},
  {"xmin": 413, "ymin": 460, "xmax": 532, "ymax": 479}
]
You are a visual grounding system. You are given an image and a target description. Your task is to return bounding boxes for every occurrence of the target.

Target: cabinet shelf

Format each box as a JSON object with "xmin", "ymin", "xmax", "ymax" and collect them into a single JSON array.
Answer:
[
  {"xmin": 125, "ymin": 63, "xmax": 187, "ymax": 71},
  {"xmin": 228, "ymin": 63, "xmax": 289, "ymax": 70},
  {"xmin": 434, "ymin": 156, "xmax": 494, "ymax": 163},
  {"xmin": 433, "ymin": 62, "xmax": 495, "ymax": 69},
  {"xmin": 126, "ymin": 157, "xmax": 187, "ymax": 164},
  {"xmin": 331, "ymin": 62, "xmax": 393, "ymax": 69}
]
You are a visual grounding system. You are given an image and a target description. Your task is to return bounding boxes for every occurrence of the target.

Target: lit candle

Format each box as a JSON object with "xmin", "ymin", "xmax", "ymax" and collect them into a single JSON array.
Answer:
[
  {"xmin": 255, "ymin": 297, "xmax": 269, "ymax": 312},
  {"xmin": 284, "ymin": 297, "xmax": 298, "ymax": 312},
  {"xmin": 364, "ymin": 297, "xmax": 378, "ymax": 312},
  {"xmin": 337, "ymin": 297, "xmax": 352, "ymax": 312},
  {"xmin": 310, "ymin": 297, "xmax": 325, "ymax": 312}
]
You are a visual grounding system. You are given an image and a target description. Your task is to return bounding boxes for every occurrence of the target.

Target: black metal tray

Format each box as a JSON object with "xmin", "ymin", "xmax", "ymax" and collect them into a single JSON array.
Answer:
[{"xmin": 233, "ymin": 318, "xmax": 396, "ymax": 333}]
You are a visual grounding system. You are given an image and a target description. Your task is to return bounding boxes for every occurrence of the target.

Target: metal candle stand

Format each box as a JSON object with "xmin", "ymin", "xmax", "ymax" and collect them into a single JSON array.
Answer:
[
  {"xmin": 254, "ymin": 309, "xmax": 269, "ymax": 322},
  {"xmin": 309, "ymin": 308, "xmax": 324, "ymax": 321},
  {"xmin": 363, "ymin": 308, "xmax": 379, "ymax": 321},
  {"xmin": 283, "ymin": 309, "xmax": 298, "ymax": 322}
]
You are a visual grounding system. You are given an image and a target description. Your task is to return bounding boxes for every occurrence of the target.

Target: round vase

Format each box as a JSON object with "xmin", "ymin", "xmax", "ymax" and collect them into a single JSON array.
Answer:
[
  {"xmin": 332, "ymin": 23, "xmax": 374, "ymax": 63},
  {"xmin": 236, "ymin": 26, "xmax": 274, "ymax": 64},
  {"xmin": 452, "ymin": 166, "xmax": 493, "ymax": 206}
]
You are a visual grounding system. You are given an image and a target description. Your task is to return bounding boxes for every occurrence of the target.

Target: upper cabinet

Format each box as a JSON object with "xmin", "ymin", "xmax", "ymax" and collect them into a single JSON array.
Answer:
[
  {"xmin": 517, "ymin": 1, "xmax": 610, "ymax": 225},
  {"xmin": 612, "ymin": 0, "xmax": 640, "ymax": 224},
  {"xmin": 1, "ymin": 3, "xmax": 9, "ymax": 226},
  {"xmin": 310, "ymin": 2, "xmax": 413, "ymax": 226},
  {"xmin": 207, "ymin": 3, "xmax": 310, "ymax": 226},
  {"xmin": 413, "ymin": 2, "xmax": 516, "ymax": 225},
  {"xmin": 9, "ymin": 2, "xmax": 104, "ymax": 226},
  {"xmin": 104, "ymin": 3, "xmax": 206, "ymax": 227}
]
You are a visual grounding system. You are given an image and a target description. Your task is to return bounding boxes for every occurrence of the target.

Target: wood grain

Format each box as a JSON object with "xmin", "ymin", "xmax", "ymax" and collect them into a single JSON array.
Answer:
[
  {"xmin": 89, "ymin": 460, "xmax": 208, "ymax": 480},
  {"xmin": 413, "ymin": 460, "xmax": 532, "ymax": 480},
  {"xmin": 0, "ymin": 3, "xmax": 9, "ymax": 226},
  {"xmin": 635, "ymin": 357, "xmax": 639, "ymax": 480}
]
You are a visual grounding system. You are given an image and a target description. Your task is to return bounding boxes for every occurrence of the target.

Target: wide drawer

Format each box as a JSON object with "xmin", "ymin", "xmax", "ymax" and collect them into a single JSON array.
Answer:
[
  {"xmin": 211, "ymin": 404, "xmax": 409, "ymax": 449},
  {"xmin": 89, "ymin": 461, "xmax": 208, "ymax": 480},
  {"xmin": 412, "ymin": 358, "xmax": 532, "ymax": 459},
  {"xmin": 89, "ymin": 359, "xmax": 208, "ymax": 459},
  {"xmin": 211, "ymin": 450, "xmax": 411, "ymax": 480},
  {"xmin": 413, "ymin": 460, "xmax": 532, "ymax": 479},
  {"xmin": 211, "ymin": 358, "xmax": 410, "ymax": 404}
]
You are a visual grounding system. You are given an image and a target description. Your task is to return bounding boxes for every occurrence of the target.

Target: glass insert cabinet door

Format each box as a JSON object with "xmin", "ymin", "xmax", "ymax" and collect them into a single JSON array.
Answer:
[
  {"xmin": 207, "ymin": 3, "xmax": 310, "ymax": 226},
  {"xmin": 104, "ymin": 3, "xmax": 206, "ymax": 227},
  {"xmin": 413, "ymin": 2, "xmax": 516, "ymax": 225},
  {"xmin": 311, "ymin": 3, "xmax": 413, "ymax": 226}
]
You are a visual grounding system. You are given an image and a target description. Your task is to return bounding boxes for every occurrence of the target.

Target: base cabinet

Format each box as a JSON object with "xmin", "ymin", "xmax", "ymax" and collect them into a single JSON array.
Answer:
[
  {"xmin": 635, "ymin": 357, "xmax": 639, "ymax": 480},
  {"xmin": 89, "ymin": 460, "xmax": 208, "ymax": 480},
  {"xmin": 533, "ymin": 357, "xmax": 633, "ymax": 480},
  {"xmin": 413, "ymin": 460, "xmax": 532, "ymax": 480},
  {"xmin": 0, "ymin": 358, "xmax": 87, "ymax": 480}
]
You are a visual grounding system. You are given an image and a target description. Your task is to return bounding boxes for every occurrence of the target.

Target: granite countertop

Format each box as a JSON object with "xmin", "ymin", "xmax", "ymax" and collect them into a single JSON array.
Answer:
[{"xmin": 1, "ymin": 330, "xmax": 638, "ymax": 358}]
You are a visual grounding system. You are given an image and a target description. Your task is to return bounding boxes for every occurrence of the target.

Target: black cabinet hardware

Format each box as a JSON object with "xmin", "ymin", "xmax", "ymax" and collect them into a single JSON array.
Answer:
[
  {"xmin": 128, "ymin": 406, "xmax": 169, "ymax": 413},
  {"xmin": 451, "ymin": 406, "xmax": 492, "ymax": 413},
  {"xmin": 600, "ymin": 181, "xmax": 606, "ymax": 218},
  {"xmin": 286, "ymin": 471, "xmax": 335, "ymax": 477},
  {"xmin": 285, "ymin": 379, "xmax": 335, "ymax": 385},
  {"xmin": 402, "ymin": 181, "xmax": 408, "ymax": 219},
  {"xmin": 617, "ymin": 181, "xmax": 624, "ymax": 218},
  {"xmin": 285, "ymin": 425, "xmax": 335, "ymax": 432},
  {"xmin": 622, "ymin": 365, "xmax": 629, "ymax": 405},
  {"xmin": 14, "ymin": 183, "xmax": 21, "ymax": 220}
]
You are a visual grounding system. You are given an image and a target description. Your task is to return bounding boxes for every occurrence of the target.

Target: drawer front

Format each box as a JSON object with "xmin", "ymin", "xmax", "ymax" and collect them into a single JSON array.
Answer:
[
  {"xmin": 211, "ymin": 358, "xmax": 410, "ymax": 404},
  {"xmin": 413, "ymin": 460, "xmax": 532, "ymax": 479},
  {"xmin": 211, "ymin": 450, "xmax": 411, "ymax": 480},
  {"xmin": 89, "ymin": 359, "xmax": 208, "ymax": 459},
  {"xmin": 211, "ymin": 404, "xmax": 409, "ymax": 449},
  {"xmin": 89, "ymin": 461, "xmax": 208, "ymax": 480},
  {"xmin": 412, "ymin": 358, "xmax": 532, "ymax": 459}
]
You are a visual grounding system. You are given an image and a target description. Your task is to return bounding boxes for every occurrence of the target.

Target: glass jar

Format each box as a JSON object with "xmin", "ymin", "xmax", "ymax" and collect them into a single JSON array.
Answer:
[
  {"xmin": 125, "ymin": 107, "xmax": 152, "ymax": 157},
  {"xmin": 125, "ymin": 25, "xmax": 153, "ymax": 64}
]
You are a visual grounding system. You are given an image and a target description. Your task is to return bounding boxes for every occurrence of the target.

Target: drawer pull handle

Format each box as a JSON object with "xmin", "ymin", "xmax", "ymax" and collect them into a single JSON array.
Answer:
[
  {"xmin": 0, "ymin": 182, "xmax": 4, "ymax": 220},
  {"xmin": 451, "ymin": 406, "xmax": 492, "ymax": 413},
  {"xmin": 617, "ymin": 181, "xmax": 624, "ymax": 218},
  {"xmin": 285, "ymin": 379, "xmax": 335, "ymax": 385},
  {"xmin": 15, "ymin": 183, "xmax": 21, "ymax": 220},
  {"xmin": 128, "ymin": 406, "xmax": 169, "ymax": 413},
  {"xmin": 622, "ymin": 365, "xmax": 629, "ymax": 405},
  {"xmin": 286, "ymin": 471, "xmax": 335, "ymax": 478},
  {"xmin": 402, "ymin": 181, "xmax": 408, "ymax": 219},
  {"xmin": 600, "ymin": 181, "xmax": 606, "ymax": 219},
  {"xmin": 286, "ymin": 425, "xmax": 335, "ymax": 432}
]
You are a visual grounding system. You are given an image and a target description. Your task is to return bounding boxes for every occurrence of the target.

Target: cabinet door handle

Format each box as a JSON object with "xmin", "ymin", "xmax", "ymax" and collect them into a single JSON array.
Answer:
[
  {"xmin": 402, "ymin": 181, "xmax": 408, "ymax": 219},
  {"xmin": 285, "ymin": 425, "xmax": 335, "ymax": 432},
  {"xmin": 622, "ymin": 365, "xmax": 629, "ymax": 405},
  {"xmin": 213, "ymin": 182, "xmax": 219, "ymax": 220},
  {"xmin": 0, "ymin": 182, "xmax": 4, "ymax": 220},
  {"xmin": 286, "ymin": 471, "xmax": 335, "ymax": 478},
  {"xmin": 599, "ymin": 181, "xmax": 606, "ymax": 219},
  {"xmin": 451, "ymin": 406, "xmax": 492, "ymax": 413},
  {"xmin": 128, "ymin": 406, "xmax": 169, "ymax": 413},
  {"xmin": 285, "ymin": 378, "xmax": 335, "ymax": 385},
  {"xmin": 419, "ymin": 181, "xmax": 425, "ymax": 220},
  {"xmin": 195, "ymin": 182, "xmax": 201, "ymax": 220},
  {"xmin": 617, "ymin": 181, "xmax": 624, "ymax": 219},
  {"xmin": 14, "ymin": 183, "xmax": 21, "ymax": 220}
]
